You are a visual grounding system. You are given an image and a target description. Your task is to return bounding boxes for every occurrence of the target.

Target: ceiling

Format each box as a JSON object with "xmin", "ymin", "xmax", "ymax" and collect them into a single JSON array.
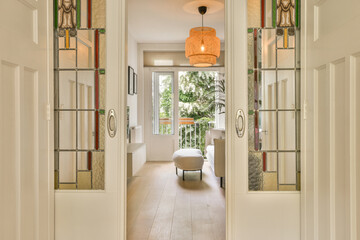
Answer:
[{"xmin": 128, "ymin": 0, "xmax": 225, "ymax": 43}]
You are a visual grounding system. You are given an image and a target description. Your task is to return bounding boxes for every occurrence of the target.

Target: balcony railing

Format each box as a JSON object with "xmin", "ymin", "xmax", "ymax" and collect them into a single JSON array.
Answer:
[
  {"xmin": 158, "ymin": 117, "xmax": 215, "ymax": 154},
  {"xmin": 178, "ymin": 118, "xmax": 214, "ymax": 155}
]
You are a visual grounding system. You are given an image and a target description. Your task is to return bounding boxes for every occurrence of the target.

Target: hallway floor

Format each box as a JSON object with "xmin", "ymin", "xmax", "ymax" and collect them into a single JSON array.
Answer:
[{"xmin": 127, "ymin": 161, "xmax": 226, "ymax": 240}]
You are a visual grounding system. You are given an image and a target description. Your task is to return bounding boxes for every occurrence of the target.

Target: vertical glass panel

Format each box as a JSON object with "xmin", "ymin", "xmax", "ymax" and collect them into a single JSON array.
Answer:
[
  {"xmin": 277, "ymin": 70, "xmax": 295, "ymax": 109},
  {"xmin": 248, "ymin": 112, "xmax": 255, "ymax": 151},
  {"xmin": 278, "ymin": 111, "xmax": 296, "ymax": 150},
  {"xmin": 153, "ymin": 72, "xmax": 174, "ymax": 135},
  {"xmin": 296, "ymin": 70, "xmax": 301, "ymax": 109},
  {"xmin": 99, "ymin": 112, "xmax": 105, "ymax": 150},
  {"xmin": 92, "ymin": 152, "xmax": 105, "ymax": 189},
  {"xmin": 80, "ymin": 0, "xmax": 89, "ymax": 28},
  {"xmin": 77, "ymin": 71, "xmax": 95, "ymax": 109},
  {"xmin": 99, "ymin": 33, "xmax": 106, "ymax": 69},
  {"xmin": 258, "ymin": 70, "xmax": 277, "ymax": 110},
  {"xmin": 296, "ymin": 29, "xmax": 301, "ymax": 68},
  {"xmin": 92, "ymin": 0, "xmax": 106, "ymax": 28},
  {"xmin": 77, "ymin": 30, "xmax": 95, "ymax": 69},
  {"xmin": 58, "ymin": 71, "xmax": 77, "ymax": 109},
  {"xmin": 276, "ymin": 0, "xmax": 296, "ymax": 27},
  {"xmin": 248, "ymin": 32, "xmax": 254, "ymax": 70},
  {"xmin": 59, "ymin": 152, "xmax": 77, "ymax": 182},
  {"xmin": 277, "ymin": 49, "xmax": 295, "ymax": 69},
  {"xmin": 248, "ymin": 0, "xmax": 261, "ymax": 28},
  {"xmin": 77, "ymin": 111, "xmax": 95, "ymax": 150},
  {"xmin": 59, "ymin": 50, "xmax": 76, "ymax": 68},
  {"xmin": 261, "ymin": 29, "xmax": 276, "ymax": 69},
  {"xmin": 248, "ymin": 152, "xmax": 263, "ymax": 190},
  {"xmin": 59, "ymin": 111, "xmax": 77, "ymax": 149},
  {"xmin": 99, "ymin": 74, "xmax": 106, "ymax": 109},
  {"xmin": 248, "ymin": 72, "xmax": 255, "ymax": 111},
  {"xmin": 258, "ymin": 111, "xmax": 277, "ymax": 151},
  {"xmin": 278, "ymin": 152, "xmax": 296, "ymax": 185},
  {"xmin": 264, "ymin": 0, "xmax": 274, "ymax": 28}
]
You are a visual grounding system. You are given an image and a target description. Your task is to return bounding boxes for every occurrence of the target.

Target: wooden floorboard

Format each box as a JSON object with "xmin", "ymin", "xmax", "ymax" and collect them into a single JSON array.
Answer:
[{"xmin": 127, "ymin": 161, "xmax": 225, "ymax": 240}]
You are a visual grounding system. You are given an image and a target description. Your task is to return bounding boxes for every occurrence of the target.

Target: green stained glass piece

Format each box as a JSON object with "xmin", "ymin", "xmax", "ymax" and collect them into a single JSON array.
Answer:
[
  {"xmin": 99, "ymin": 69, "xmax": 105, "ymax": 74},
  {"xmin": 99, "ymin": 110, "xmax": 105, "ymax": 115},
  {"xmin": 54, "ymin": 0, "xmax": 58, "ymax": 29},
  {"xmin": 272, "ymin": 0, "xmax": 276, "ymax": 28},
  {"xmin": 248, "ymin": 69, "xmax": 254, "ymax": 74},
  {"xmin": 248, "ymin": 28, "xmax": 254, "ymax": 33},
  {"xmin": 77, "ymin": 0, "xmax": 81, "ymax": 29},
  {"xmin": 296, "ymin": 0, "xmax": 299, "ymax": 27},
  {"xmin": 99, "ymin": 29, "xmax": 106, "ymax": 34},
  {"xmin": 248, "ymin": 110, "xmax": 255, "ymax": 115}
]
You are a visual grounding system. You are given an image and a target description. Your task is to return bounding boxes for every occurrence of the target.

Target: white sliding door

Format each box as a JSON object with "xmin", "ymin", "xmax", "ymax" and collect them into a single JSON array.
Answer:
[
  {"xmin": 54, "ymin": 0, "xmax": 126, "ymax": 239},
  {"xmin": 0, "ymin": 0, "xmax": 54, "ymax": 239},
  {"xmin": 302, "ymin": 0, "xmax": 360, "ymax": 239},
  {"xmin": 226, "ymin": 0, "xmax": 300, "ymax": 239}
]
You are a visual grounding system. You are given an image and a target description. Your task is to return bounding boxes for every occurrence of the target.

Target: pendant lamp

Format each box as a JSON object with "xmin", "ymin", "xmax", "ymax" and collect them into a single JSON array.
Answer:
[{"xmin": 185, "ymin": 6, "xmax": 220, "ymax": 67}]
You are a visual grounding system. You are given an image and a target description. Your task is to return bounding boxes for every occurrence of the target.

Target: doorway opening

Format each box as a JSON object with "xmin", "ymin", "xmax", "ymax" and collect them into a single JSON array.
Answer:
[{"xmin": 126, "ymin": 1, "xmax": 226, "ymax": 239}]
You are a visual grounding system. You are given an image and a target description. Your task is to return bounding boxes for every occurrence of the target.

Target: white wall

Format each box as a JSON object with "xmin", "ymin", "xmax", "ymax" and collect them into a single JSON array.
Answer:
[{"xmin": 127, "ymin": 33, "xmax": 138, "ymax": 127}]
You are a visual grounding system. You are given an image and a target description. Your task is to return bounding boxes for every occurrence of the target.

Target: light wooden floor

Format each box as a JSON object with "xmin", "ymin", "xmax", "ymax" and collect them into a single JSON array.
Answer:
[{"xmin": 127, "ymin": 161, "xmax": 226, "ymax": 240}]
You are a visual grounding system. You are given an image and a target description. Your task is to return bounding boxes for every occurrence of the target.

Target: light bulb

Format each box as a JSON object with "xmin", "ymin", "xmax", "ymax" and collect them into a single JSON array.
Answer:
[{"xmin": 201, "ymin": 45, "xmax": 205, "ymax": 52}]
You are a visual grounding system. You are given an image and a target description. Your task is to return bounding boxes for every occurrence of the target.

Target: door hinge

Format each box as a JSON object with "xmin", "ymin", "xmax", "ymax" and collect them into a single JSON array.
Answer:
[{"xmin": 46, "ymin": 104, "xmax": 51, "ymax": 121}]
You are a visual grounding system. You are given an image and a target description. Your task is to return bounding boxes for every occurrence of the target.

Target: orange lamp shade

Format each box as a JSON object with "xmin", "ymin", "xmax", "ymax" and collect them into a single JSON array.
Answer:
[{"xmin": 185, "ymin": 27, "xmax": 220, "ymax": 67}]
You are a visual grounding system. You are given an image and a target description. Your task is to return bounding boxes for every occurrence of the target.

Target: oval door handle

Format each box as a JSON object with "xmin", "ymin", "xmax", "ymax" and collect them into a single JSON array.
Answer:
[
  {"xmin": 107, "ymin": 109, "xmax": 117, "ymax": 138},
  {"xmin": 235, "ymin": 109, "xmax": 245, "ymax": 138}
]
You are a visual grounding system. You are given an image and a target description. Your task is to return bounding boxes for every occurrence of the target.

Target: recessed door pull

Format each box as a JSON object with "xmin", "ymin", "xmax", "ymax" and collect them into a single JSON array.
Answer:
[
  {"xmin": 235, "ymin": 109, "xmax": 245, "ymax": 138},
  {"xmin": 107, "ymin": 109, "xmax": 117, "ymax": 138}
]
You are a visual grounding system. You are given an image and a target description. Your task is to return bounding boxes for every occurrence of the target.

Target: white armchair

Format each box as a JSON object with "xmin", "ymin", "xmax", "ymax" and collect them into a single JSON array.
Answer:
[{"xmin": 205, "ymin": 129, "xmax": 225, "ymax": 187}]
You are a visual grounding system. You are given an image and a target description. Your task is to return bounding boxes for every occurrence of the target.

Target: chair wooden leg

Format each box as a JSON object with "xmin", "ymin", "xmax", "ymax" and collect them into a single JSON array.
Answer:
[
  {"xmin": 200, "ymin": 169, "xmax": 202, "ymax": 180},
  {"xmin": 220, "ymin": 177, "xmax": 223, "ymax": 188},
  {"xmin": 176, "ymin": 167, "xmax": 178, "ymax": 175},
  {"xmin": 183, "ymin": 170, "xmax": 185, "ymax": 181}
]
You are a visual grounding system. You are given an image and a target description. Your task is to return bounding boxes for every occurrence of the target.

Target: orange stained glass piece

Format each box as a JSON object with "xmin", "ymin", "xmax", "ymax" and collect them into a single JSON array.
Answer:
[
  {"xmin": 185, "ymin": 27, "xmax": 220, "ymax": 67},
  {"xmin": 65, "ymin": 29, "xmax": 70, "ymax": 49},
  {"xmin": 284, "ymin": 28, "xmax": 288, "ymax": 49}
]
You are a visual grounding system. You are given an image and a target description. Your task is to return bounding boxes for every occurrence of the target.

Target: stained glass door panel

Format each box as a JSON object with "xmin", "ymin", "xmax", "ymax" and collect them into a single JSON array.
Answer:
[
  {"xmin": 54, "ymin": 0, "xmax": 106, "ymax": 190},
  {"xmin": 247, "ymin": 0, "xmax": 300, "ymax": 191}
]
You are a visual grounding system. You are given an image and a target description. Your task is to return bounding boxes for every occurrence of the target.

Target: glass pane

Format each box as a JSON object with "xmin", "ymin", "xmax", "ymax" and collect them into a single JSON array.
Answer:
[
  {"xmin": 92, "ymin": 152, "xmax": 105, "ymax": 189},
  {"xmin": 59, "ymin": 152, "xmax": 76, "ymax": 183},
  {"xmin": 248, "ymin": 0, "xmax": 261, "ymax": 28},
  {"xmin": 58, "ymin": 71, "xmax": 77, "ymax": 109},
  {"xmin": 261, "ymin": 29, "xmax": 276, "ymax": 69},
  {"xmin": 258, "ymin": 111, "xmax": 277, "ymax": 151},
  {"xmin": 278, "ymin": 152, "xmax": 296, "ymax": 185},
  {"xmin": 248, "ymin": 152, "xmax": 263, "ymax": 191},
  {"xmin": 78, "ymin": 71, "xmax": 95, "ymax": 109},
  {"xmin": 277, "ymin": 49, "xmax": 295, "ymax": 69},
  {"xmin": 77, "ymin": 111, "xmax": 95, "ymax": 150},
  {"xmin": 248, "ymin": 32, "xmax": 254, "ymax": 70},
  {"xmin": 59, "ymin": 111, "xmax": 77, "ymax": 150},
  {"xmin": 78, "ymin": 151, "xmax": 91, "ymax": 170},
  {"xmin": 99, "ymin": 32, "xmax": 106, "ymax": 69},
  {"xmin": 59, "ymin": 50, "xmax": 76, "ymax": 68},
  {"xmin": 264, "ymin": 0, "xmax": 274, "ymax": 28},
  {"xmin": 263, "ymin": 171, "xmax": 278, "ymax": 191},
  {"xmin": 78, "ymin": 171, "xmax": 92, "ymax": 189},
  {"xmin": 153, "ymin": 73, "xmax": 174, "ymax": 135},
  {"xmin": 77, "ymin": 30, "xmax": 95, "ymax": 69},
  {"xmin": 92, "ymin": 0, "xmax": 106, "ymax": 29},
  {"xmin": 277, "ymin": 70, "xmax": 295, "ymax": 109},
  {"xmin": 264, "ymin": 152, "xmax": 277, "ymax": 172},
  {"xmin": 278, "ymin": 111, "xmax": 296, "ymax": 150},
  {"xmin": 258, "ymin": 70, "xmax": 276, "ymax": 110}
]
